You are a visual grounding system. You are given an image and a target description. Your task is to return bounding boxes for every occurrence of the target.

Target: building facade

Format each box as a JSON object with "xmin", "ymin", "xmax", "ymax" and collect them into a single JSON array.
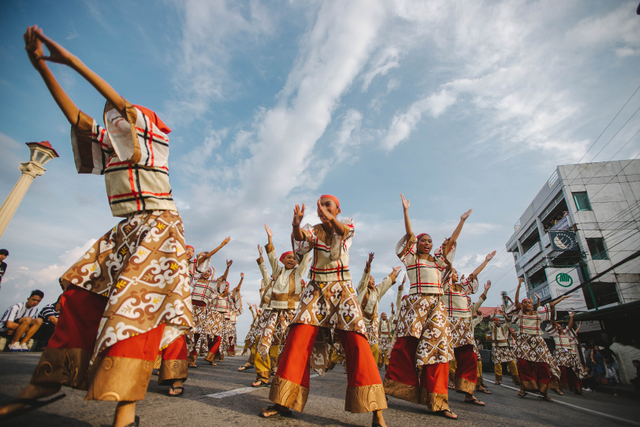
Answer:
[{"xmin": 506, "ymin": 160, "xmax": 640, "ymax": 313}]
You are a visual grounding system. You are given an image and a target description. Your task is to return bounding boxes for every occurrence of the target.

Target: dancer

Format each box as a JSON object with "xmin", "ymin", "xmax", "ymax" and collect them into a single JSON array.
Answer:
[
  {"xmin": 489, "ymin": 309, "xmax": 519, "ymax": 386},
  {"xmin": 443, "ymin": 254, "xmax": 494, "ymax": 406},
  {"xmin": 204, "ymin": 263, "xmax": 236, "ymax": 364},
  {"xmin": 188, "ymin": 267, "xmax": 215, "ymax": 368},
  {"xmin": 510, "ymin": 278, "xmax": 567, "ymax": 401},
  {"xmin": 378, "ymin": 278, "xmax": 402, "ymax": 371},
  {"xmin": 547, "ymin": 312, "xmax": 587, "ymax": 394},
  {"xmin": 357, "ymin": 252, "xmax": 401, "ymax": 368},
  {"xmin": 262, "ymin": 196, "xmax": 387, "ymax": 427},
  {"xmin": 253, "ymin": 224, "xmax": 310, "ymax": 387},
  {"xmin": 384, "ymin": 194, "xmax": 472, "ymax": 419},
  {"xmin": 2, "ymin": 27, "xmax": 191, "ymax": 427}
]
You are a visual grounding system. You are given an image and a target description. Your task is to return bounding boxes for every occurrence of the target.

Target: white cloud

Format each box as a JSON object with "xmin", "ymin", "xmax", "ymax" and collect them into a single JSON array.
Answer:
[
  {"xmin": 361, "ymin": 47, "xmax": 400, "ymax": 91},
  {"xmin": 332, "ymin": 109, "xmax": 363, "ymax": 159}
]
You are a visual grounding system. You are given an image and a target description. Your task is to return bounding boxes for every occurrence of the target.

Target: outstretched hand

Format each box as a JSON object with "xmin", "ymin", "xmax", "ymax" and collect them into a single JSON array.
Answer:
[
  {"xmin": 257, "ymin": 244, "xmax": 263, "ymax": 257},
  {"xmin": 486, "ymin": 251, "xmax": 497, "ymax": 262},
  {"xmin": 317, "ymin": 199, "xmax": 335, "ymax": 222},
  {"xmin": 264, "ymin": 224, "xmax": 273, "ymax": 238},
  {"xmin": 29, "ymin": 27, "xmax": 75, "ymax": 66},
  {"xmin": 226, "ymin": 259, "xmax": 233, "ymax": 268},
  {"xmin": 484, "ymin": 280, "xmax": 492, "ymax": 292},
  {"xmin": 240, "ymin": 272, "xmax": 244, "ymax": 279},
  {"xmin": 401, "ymin": 194, "xmax": 410, "ymax": 210},
  {"xmin": 460, "ymin": 209, "xmax": 473, "ymax": 220},
  {"xmin": 221, "ymin": 236, "xmax": 231, "ymax": 246},
  {"xmin": 292, "ymin": 204, "xmax": 305, "ymax": 227},
  {"xmin": 392, "ymin": 266, "xmax": 402, "ymax": 277},
  {"xmin": 24, "ymin": 26, "xmax": 46, "ymax": 70}
]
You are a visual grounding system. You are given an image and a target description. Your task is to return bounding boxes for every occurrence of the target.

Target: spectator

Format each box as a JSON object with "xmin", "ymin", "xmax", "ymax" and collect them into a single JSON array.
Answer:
[
  {"xmin": 0, "ymin": 249, "xmax": 8, "ymax": 291},
  {"xmin": 33, "ymin": 295, "xmax": 62, "ymax": 350},
  {"xmin": 1, "ymin": 289, "xmax": 44, "ymax": 351},
  {"xmin": 631, "ymin": 360, "xmax": 640, "ymax": 390}
]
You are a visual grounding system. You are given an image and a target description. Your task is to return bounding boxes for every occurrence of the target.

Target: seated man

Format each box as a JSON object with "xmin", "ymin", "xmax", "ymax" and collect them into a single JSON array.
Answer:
[
  {"xmin": 1, "ymin": 290, "xmax": 44, "ymax": 351},
  {"xmin": 33, "ymin": 295, "xmax": 61, "ymax": 350}
]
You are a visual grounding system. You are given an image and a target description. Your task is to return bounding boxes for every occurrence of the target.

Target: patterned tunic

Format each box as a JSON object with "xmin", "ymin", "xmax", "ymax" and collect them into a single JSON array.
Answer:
[
  {"xmin": 547, "ymin": 326, "xmax": 587, "ymax": 379},
  {"xmin": 510, "ymin": 306, "xmax": 560, "ymax": 379},
  {"xmin": 490, "ymin": 323, "xmax": 516, "ymax": 364},
  {"xmin": 357, "ymin": 268, "xmax": 397, "ymax": 346},
  {"xmin": 394, "ymin": 235, "xmax": 453, "ymax": 367}
]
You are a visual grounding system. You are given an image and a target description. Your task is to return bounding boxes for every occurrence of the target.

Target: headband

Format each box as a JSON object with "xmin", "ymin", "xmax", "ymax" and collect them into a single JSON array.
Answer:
[
  {"xmin": 416, "ymin": 233, "xmax": 430, "ymax": 241},
  {"xmin": 521, "ymin": 298, "xmax": 531, "ymax": 304},
  {"xmin": 279, "ymin": 251, "xmax": 294, "ymax": 263},
  {"xmin": 186, "ymin": 245, "xmax": 195, "ymax": 251},
  {"xmin": 320, "ymin": 194, "xmax": 340, "ymax": 209},
  {"xmin": 133, "ymin": 104, "xmax": 172, "ymax": 134}
]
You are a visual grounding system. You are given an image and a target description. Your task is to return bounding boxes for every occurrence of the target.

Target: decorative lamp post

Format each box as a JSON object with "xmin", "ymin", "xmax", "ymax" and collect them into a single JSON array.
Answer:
[{"xmin": 0, "ymin": 141, "xmax": 59, "ymax": 239}]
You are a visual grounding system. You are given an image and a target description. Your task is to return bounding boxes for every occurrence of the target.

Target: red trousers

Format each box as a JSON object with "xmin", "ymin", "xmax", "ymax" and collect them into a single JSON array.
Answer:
[
  {"xmin": 560, "ymin": 366, "xmax": 582, "ymax": 392},
  {"xmin": 453, "ymin": 345, "xmax": 477, "ymax": 394},
  {"xmin": 32, "ymin": 287, "xmax": 165, "ymax": 401},
  {"xmin": 270, "ymin": 324, "xmax": 386, "ymax": 413},
  {"xmin": 385, "ymin": 336, "xmax": 449, "ymax": 411},
  {"xmin": 517, "ymin": 358, "xmax": 551, "ymax": 394}
]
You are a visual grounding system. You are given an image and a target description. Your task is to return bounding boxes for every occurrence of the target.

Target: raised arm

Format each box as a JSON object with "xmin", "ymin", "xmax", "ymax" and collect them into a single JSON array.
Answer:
[
  {"xmin": 200, "ymin": 237, "xmax": 231, "ymax": 265},
  {"xmin": 400, "ymin": 194, "xmax": 412, "ymax": 236},
  {"xmin": 396, "ymin": 275, "xmax": 405, "ymax": 309},
  {"xmin": 378, "ymin": 266, "xmax": 402, "ymax": 301},
  {"xmin": 33, "ymin": 27, "xmax": 127, "ymax": 115},
  {"xmin": 514, "ymin": 277, "xmax": 524, "ymax": 310},
  {"xmin": 445, "ymin": 209, "xmax": 473, "ymax": 254},
  {"xmin": 291, "ymin": 204, "xmax": 306, "ymax": 242},
  {"xmin": 24, "ymin": 27, "xmax": 79, "ymax": 124},
  {"xmin": 219, "ymin": 259, "xmax": 232, "ymax": 283},
  {"xmin": 235, "ymin": 272, "xmax": 244, "ymax": 291},
  {"xmin": 469, "ymin": 251, "xmax": 496, "ymax": 281},
  {"xmin": 357, "ymin": 253, "xmax": 374, "ymax": 295},
  {"xmin": 471, "ymin": 281, "xmax": 491, "ymax": 315},
  {"xmin": 567, "ymin": 312, "xmax": 575, "ymax": 330}
]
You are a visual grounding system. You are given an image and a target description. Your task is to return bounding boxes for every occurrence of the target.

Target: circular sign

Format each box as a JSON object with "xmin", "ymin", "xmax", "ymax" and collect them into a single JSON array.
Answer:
[{"xmin": 555, "ymin": 272, "xmax": 573, "ymax": 287}]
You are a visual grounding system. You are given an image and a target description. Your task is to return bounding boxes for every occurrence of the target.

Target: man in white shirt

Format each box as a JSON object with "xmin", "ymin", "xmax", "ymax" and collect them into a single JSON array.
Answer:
[{"xmin": 1, "ymin": 290, "xmax": 44, "ymax": 351}]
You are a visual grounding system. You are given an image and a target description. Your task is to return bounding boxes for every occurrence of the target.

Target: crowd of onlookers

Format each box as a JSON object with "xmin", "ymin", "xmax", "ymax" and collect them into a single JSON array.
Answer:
[
  {"xmin": 580, "ymin": 338, "xmax": 640, "ymax": 391},
  {"xmin": 0, "ymin": 288, "xmax": 61, "ymax": 352}
]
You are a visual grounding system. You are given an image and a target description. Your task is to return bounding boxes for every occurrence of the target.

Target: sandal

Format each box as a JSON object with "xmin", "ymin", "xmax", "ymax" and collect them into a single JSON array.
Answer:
[
  {"xmin": 477, "ymin": 386, "xmax": 492, "ymax": 394},
  {"xmin": 169, "ymin": 386, "xmax": 184, "ymax": 397},
  {"xmin": 238, "ymin": 363, "xmax": 253, "ymax": 371},
  {"xmin": 552, "ymin": 388, "xmax": 564, "ymax": 396},
  {"xmin": 260, "ymin": 404, "xmax": 293, "ymax": 418},
  {"xmin": 542, "ymin": 394, "xmax": 554, "ymax": 402},
  {"xmin": 517, "ymin": 390, "xmax": 527, "ymax": 398},
  {"xmin": 464, "ymin": 397, "xmax": 485, "ymax": 406},
  {"xmin": 435, "ymin": 409, "xmax": 458, "ymax": 419},
  {"xmin": 252, "ymin": 380, "xmax": 270, "ymax": 388},
  {"xmin": 124, "ymin": 415, "xmax": 140, "ymax": 427},
  {"xmin": 0, "ymin": 393, "xmax": 66, "ymax": 421}
]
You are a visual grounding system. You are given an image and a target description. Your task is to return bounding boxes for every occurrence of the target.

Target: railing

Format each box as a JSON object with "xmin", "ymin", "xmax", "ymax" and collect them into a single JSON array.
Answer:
[
  {"xmin": 519, "ymin": 241, "xmax": 541, "ymax": 268},
  {"xmin": 527, "ymin": 281, "xmax": 550, "ymax": 301},
  {"xmin": 541, "ymin": 233, "xmax": 550, "ymax": 248},
  {"xmin": 551, "ymin": 215, "xmax": 570, "ymax": 231}
]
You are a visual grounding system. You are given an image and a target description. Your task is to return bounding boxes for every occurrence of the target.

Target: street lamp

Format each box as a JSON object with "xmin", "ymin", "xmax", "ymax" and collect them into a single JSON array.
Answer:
[{"xmin": 0, "ymin": 141, "xmax": 59, "ymax": 240}]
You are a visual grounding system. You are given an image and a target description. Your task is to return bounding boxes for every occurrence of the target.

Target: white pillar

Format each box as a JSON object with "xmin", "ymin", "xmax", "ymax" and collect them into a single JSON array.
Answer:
[{"xmin": 0, "ymin": 161, "xmax": 46, "ymax": 240}]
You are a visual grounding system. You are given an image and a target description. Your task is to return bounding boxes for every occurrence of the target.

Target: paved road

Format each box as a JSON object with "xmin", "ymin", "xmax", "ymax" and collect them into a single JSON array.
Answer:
[{"xmin": 1, "ymin": 353, "xmax": 639, "ymax": 426}]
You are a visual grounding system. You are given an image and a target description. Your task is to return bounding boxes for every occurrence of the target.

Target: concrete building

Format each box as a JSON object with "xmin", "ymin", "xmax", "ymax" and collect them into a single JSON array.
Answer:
[{"xmin": 505, "ymin": 160, "xmax": 640, "ymax": 316}]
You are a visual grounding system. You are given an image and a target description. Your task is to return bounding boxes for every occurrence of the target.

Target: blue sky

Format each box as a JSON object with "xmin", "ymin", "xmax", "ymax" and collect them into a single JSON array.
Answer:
[{"xmin": 1, "ymin": 0, "xmax": 639, "ymax": 340}]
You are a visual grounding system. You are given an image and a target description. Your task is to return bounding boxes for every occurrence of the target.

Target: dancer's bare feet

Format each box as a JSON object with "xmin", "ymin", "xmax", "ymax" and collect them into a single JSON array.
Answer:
[
  {"xmin": 0, "ymin": 383, "xmax": 61, "ymax": 416},
  {"xmin": 113, "ymin": 401, "xmax": 136, "ymax": 427}
]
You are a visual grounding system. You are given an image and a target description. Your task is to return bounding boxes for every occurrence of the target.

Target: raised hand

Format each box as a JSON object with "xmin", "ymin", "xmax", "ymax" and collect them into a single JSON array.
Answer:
[
  {"xmin": 33, "ymin": 27, "xmax": 75, "ymax": 66},
  {"xmin": 240, "ymin": 272, "xmax": 244, "ymax": 279},
  {"xmin": 392, "ymin": 266, "xmax": 402, "ymax": 277},
  {"xmin": 484, "ymin": 280, "xmax": 492, "ymax": 292},
  {"xmin": 221, "ymin": 236, "xmax": 231, "ymax": 246},
  {"xmin": 486, "ymin": 251, "xmax": 497, "ymax": 262},
  {"xmin": 569, "ymin": 311, "xmax": 575, "ymax": 317},
  {"xmin": 264, "ymin": 224, "xmax": 273, "ymax": 238},
  {"xmin": 317, "ymin": 199, "xmax": 335, "ymax": 222},
  {"xmin": 292, "ymin": 204, "xmax": 305, "ymax": 227},
  {"xmin": 24, "ymin": 26, "xmax": 46, "ymax": 70},
  {"xmin": 401, "ymin": 194, "xmax": 410, "ymax": 210},
  {"xmin": 257, "ymin": 244, "xmax": 263, "ymax": 257},
  {"xmin": 226, "ymin": 259, "xmax": 233, "ymax": 267},
  {"xmin": 460, "ymin": 209, "xmax": 473, "ymax": 220},
  {"xmin": 391, "ymin": 302, "xmax": 395, "ymax": 310}
]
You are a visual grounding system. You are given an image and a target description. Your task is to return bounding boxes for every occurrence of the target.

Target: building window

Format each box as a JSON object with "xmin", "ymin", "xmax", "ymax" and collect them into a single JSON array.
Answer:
[
  {"xmin": 587, "ymin": 238, "xmax": 609, "ymax": 260},
  {"xmin": 584, "ymin": 282, "xmax": 619, "ymax": 310},
  {"xmin": 572, "ymin": 191, "xmax": 592, "ymax": 211}
]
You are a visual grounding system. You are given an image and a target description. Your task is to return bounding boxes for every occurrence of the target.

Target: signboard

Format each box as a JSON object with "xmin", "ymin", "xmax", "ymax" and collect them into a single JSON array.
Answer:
[
  {"xmin": 549, "ymin": 230, "xmax": 579, "ymax": 251},
  {"xmin": 546, "ymin": 267, "xmax": 588, "ymax": 311}
]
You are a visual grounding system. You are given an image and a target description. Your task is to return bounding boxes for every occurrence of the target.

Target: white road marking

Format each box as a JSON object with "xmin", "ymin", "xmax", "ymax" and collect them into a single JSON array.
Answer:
[
  {"xmin": 499, "ymin": 384, "xmax": 640, "ymax": 426},
  {"xmin": 205, "ymin": 374, "xmax": 319, "ymax": 399}
]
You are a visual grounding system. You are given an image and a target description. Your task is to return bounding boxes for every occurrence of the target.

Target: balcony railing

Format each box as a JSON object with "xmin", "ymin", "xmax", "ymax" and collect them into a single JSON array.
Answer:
[
  {"xmin": 519, "ymin": 241, "xmax": 541, "ymax": 268},
  {"xmin": 527, "ymin": 281, "xmax": 550, "ymax": 301}
]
